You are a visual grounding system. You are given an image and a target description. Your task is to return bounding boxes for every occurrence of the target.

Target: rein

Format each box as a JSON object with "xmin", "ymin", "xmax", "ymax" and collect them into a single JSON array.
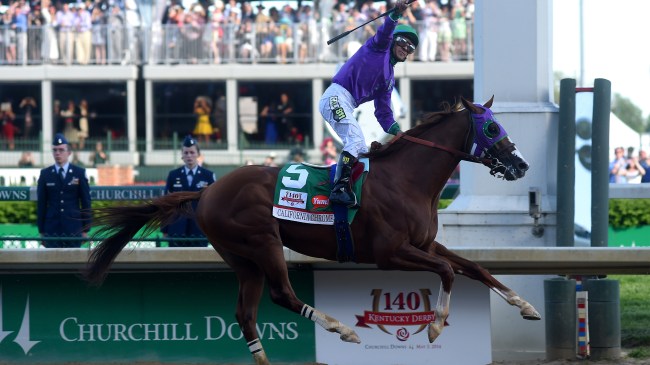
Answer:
[
  {"xmin": 390, "ymin": 108, "xmax": 517, "ymax": 179},
  {"xmin": 392, "ymin": 133, "xmax": 494, "ymax": 166}
]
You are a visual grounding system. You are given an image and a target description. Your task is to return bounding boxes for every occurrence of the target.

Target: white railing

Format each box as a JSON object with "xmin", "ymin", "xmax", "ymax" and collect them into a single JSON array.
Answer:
[
  {"xmin": 0, "ymin": 20, "xmax": 474, "ymax": 66},
  {"xmin": 0, "ymin": 168, "xmax": 99, "ymax": 186},
  {"xmin": 609, "ymin": 184, "xmax": 650, "ymax": 198}
]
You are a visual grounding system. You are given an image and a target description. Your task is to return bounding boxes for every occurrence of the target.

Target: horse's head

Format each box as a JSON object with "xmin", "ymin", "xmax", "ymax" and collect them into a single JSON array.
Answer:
[{"xmin": 461, "ymin": 96, "xmax": 529, "ymax": 181}]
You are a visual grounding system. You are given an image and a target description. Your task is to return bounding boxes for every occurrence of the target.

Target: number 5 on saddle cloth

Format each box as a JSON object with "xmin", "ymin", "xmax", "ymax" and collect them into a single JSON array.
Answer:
[{"xmin": 272, "ymin": 159, "xmax": 369, "ymax": 262}]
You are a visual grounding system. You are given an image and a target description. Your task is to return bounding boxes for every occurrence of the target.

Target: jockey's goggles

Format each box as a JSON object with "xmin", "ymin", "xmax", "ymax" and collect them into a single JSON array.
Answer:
[{"xmin": 394, "ymin": 36, "xmax": 416, "ymax": 54}]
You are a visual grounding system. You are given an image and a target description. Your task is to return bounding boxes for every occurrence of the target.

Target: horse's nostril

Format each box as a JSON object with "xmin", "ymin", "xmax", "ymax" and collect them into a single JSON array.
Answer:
[{"xmin": 519, "ymin": 162, "xmax": 530, "ymax": 171}]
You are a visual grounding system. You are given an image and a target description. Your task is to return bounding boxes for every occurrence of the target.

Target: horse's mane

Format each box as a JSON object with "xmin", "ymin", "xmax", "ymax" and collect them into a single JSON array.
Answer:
[{"xmin": 362, "ymin": 100, "xmax": 464, "ymax": 159}]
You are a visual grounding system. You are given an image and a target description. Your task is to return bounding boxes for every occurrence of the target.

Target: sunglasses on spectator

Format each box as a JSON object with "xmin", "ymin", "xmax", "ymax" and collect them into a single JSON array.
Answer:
[{"xmin": 394, "ymin": 36, "xmax": 416, "ymax": 54}]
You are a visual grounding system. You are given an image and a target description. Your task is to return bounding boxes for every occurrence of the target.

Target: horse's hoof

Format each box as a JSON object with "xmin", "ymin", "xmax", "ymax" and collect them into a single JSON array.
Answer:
[
  {"xmin": 253, "ymin": 351, "xmax": 271, "ymax": 365},
  {"xmin": 427, "ymin": 322, "xmax": 443, "ymax": 343},
  {"xmin": 521, "ymin": 305, "xmax": 541, "ymax": 320},
  {"xmin": 340, "ymin": 330, "xmax": 361, "ymax": 344},
  {"xmin": 523, "ymin": 312, "xmax": 541, "ymax": 320}
]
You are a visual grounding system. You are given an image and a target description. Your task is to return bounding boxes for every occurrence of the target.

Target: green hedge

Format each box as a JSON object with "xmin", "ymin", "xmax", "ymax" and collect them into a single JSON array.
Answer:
[
  {"xmin": 0, "ymin": 202, "xmax": 38, "ymax": 224},
  {"xmin": 0, "ymin": 199, "xmax": 647, "ymax": 228},
  {"xmin": 609, "ymin": 199, "xmax": 650, "ymax": 230},
  {"xmin": 0, "ymin": 201, "xmax": 140, "ymax": 224}
]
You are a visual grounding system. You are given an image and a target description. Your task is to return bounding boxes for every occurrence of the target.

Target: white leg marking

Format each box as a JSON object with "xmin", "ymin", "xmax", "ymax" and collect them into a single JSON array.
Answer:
[
  {"xmin": 491, "ymin": 289, "xmax": 541, "ymax": 320},
  {"xmin": 428, "ymin": 286, "xmax": 450, "ymax": 343},
  {"xmin": 248, "ymin": 338, "xmax": 270, "ymax": 365},
  {"xmin": 301, "ymin": 304, "xmax": 361, "ymax": 343}
]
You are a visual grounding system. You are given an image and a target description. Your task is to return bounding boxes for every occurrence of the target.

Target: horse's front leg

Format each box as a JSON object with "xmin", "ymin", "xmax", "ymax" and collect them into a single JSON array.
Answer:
[
  {"xmin": 378, "ymin": 243, "xmax": 455, "ymax": 343},
  {"xmin": 431, "ymin": 242, "xmax": 541, "ymax": 320},
  {"xmin": 428, "ymin": 283, "xmax": 451, "ymax": 343},
  {"xmin": 493, "ymin": 288, "xmax": 541, "ymax": 320}
]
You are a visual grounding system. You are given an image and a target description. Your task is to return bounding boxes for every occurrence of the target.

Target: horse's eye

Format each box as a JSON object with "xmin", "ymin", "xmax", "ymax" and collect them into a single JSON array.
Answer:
[{"xmin": 484, "ymin": 121, "xmax": 500, "ymax": 139}]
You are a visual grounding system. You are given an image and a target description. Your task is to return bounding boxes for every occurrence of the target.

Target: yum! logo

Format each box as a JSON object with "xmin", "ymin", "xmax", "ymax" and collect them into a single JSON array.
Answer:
[
  {"xmin": 355, "ymin": 289, "xmax": 438, "ymax": 341},
  {"xmin": 311, "ymin": 195, "xmax": 329, "ymax": 209},
  {"xmin": 0, "ymin": 286, "xmax": 40, "ymax": 355}
]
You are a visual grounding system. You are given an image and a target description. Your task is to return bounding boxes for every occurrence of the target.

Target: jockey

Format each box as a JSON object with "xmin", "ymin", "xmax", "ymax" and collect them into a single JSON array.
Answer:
[{"xmin": 319, "ymin": 0, "xmax": 418, "ymax": 208}]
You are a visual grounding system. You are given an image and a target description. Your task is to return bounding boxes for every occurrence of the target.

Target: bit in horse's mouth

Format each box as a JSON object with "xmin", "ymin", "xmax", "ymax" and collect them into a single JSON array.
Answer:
[{"xmin": 489, "ymin": 163, "xmax": 523, "ymax": 181}]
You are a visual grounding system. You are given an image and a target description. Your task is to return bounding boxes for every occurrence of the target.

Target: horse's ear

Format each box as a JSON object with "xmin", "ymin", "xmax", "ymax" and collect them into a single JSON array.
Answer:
[
  {"xmin": 461, "ymin": 96, "xmax": 481, "ymax": 114},
  {"xmin": 483, "ymin": 95, "xmax": 495, "ymax": 109}
]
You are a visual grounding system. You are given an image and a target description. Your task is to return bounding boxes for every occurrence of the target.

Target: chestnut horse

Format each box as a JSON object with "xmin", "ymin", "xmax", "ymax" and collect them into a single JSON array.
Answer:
[{"xmin": 84, "ymin": 97, "xmax": 540, "ymax": 365}]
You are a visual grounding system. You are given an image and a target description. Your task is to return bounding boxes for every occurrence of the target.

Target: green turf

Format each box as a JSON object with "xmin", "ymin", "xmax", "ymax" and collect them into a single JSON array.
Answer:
[
  {"xmin": 0, "ymin": 223, "xmax": 166, "ymax": 248},
  {"xmin": 612, "ymin": 275, "xmax": 650, "ymax": 356}
]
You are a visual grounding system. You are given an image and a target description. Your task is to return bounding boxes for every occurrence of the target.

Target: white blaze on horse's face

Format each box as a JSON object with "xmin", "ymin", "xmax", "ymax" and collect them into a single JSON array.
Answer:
[{"xmin": 486, "ymin": 136, "xmax": 530, "ymax": 181}]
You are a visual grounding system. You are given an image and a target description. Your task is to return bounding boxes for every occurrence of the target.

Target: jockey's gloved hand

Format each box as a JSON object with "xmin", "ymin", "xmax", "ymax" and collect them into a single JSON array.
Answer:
[
  {"xmin": 394, "ymin": 0, "xmax": 408, "ymax": 15},
  {"xmin": 387, "ymin": 122, "xmax": 402, "ymax": 135},
  {"xmin": 390, "ymin": 0, "xmax": 408, "ymax": 20}
]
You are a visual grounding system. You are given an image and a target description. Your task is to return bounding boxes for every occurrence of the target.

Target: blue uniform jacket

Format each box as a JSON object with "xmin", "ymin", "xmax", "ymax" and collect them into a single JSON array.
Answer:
[
  {"xmin": 161, "ymin": 166, "xmax": 215, "ymax": 245},
  {"xmin": 37, "ymin": 164, "xmax": 92, "ymax": 247}
]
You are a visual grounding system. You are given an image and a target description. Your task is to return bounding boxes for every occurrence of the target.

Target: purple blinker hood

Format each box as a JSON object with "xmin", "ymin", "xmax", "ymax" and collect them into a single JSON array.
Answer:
[{"xmin": 469, "ymin": 104, "xmax": 508, "ymax": 158}]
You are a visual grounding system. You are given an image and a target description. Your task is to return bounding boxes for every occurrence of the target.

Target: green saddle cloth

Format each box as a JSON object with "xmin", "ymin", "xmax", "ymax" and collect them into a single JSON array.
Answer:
[{"xmin": 272, "ymin": 159, "xmax": 369, "ymax": 225}]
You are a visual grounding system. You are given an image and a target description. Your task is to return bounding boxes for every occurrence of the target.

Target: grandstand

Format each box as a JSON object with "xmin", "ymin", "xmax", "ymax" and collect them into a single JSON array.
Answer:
[{"xmin": 0, "ymin": 0, "xmax": 475, "ymax": 182}]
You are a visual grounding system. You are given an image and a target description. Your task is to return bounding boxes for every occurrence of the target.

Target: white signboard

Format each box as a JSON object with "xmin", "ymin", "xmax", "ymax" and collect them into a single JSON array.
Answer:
[{"xmin": 314, "ymin": 271, "xmax": 491, "ymax": 365}]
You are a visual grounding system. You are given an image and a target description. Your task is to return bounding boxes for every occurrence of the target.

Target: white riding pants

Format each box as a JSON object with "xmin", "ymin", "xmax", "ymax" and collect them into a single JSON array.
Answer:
[{"xmin": 319, "ymin": 83, "xmax": 368, "ymax": 158}]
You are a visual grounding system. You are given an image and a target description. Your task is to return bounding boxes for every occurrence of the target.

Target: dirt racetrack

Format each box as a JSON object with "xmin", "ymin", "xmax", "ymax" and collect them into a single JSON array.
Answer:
[
  {"xmin": 492, "ymin": 357, "xmax": 650, "ymax": 365},
  {"xmin": 2, "ymin": 355, "xmax": 648, "ymax": 365}
]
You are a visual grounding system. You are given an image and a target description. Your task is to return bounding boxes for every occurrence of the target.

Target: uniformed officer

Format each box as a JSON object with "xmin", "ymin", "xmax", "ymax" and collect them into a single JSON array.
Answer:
[
  {"xmin": 161, "ymin": 135, "xmax": 216, "ymax": 247},
  {"xmin": 37, "ymin": 133, "xmax": 92, "ymax": 248}
]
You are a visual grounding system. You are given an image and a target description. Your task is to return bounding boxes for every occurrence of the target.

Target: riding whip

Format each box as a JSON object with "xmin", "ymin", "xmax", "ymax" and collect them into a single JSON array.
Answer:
[{"xmin": 326, "ymin": 0, "xmax": 416, "ymax": 45}]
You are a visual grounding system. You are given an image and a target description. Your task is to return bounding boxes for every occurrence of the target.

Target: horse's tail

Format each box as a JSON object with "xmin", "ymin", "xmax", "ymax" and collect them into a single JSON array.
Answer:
[{"xmin": 83, "ymin": 190, "xmax": 206, "ymax": 286}]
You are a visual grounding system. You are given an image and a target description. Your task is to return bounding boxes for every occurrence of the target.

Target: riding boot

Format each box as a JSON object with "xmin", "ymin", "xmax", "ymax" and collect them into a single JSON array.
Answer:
[{"xmin": 330, "ymin": 151, "xmax": 358, "ymax": 207}]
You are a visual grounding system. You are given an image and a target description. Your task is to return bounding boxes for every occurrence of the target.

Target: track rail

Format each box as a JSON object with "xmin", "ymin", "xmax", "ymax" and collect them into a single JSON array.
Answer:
[{"xmin": 1, "ymin": 247, "xmax": 649, "ymax": 275}]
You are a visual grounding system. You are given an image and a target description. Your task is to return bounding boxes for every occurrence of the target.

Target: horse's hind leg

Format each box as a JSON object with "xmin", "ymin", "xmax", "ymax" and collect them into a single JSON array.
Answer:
[
  {"xmin": 219, "ymin": 251, "xmax": 271, "ymax": 365},
  {"xmin": 431, "ymin": 242, "xmax": 541, "ymax": 320},
  {"xmin": 259, "ymin": 245, "xmax": 361, "ymax": 344}
]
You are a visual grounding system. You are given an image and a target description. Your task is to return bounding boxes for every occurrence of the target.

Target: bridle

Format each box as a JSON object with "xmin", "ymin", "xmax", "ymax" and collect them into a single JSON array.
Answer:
[
  {"xmin": 391, "ymin": 109, "xmax": 493, "ymax": 165},
  {"xmin": 390, "ymin": 108, "xmax": 516, "ymax": 179}
]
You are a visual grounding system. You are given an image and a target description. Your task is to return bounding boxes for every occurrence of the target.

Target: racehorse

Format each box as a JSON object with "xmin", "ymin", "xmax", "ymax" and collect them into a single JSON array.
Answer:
[{"xmin": 84, "ymin": 96, "xmax": 540, "ymax": 365}]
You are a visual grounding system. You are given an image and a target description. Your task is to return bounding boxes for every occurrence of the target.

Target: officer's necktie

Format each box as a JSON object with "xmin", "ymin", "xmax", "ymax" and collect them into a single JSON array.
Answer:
[
  {"xmin": 58, "ymin": 168, "xmax": 65, "ymax": 182},
  {"xmin": 187, "ymin": 170, "xmax": 194, "ymax": 186}
]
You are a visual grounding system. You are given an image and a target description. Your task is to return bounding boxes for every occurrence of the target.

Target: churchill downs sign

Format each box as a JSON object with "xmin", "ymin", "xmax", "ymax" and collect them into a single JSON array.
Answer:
[
  {"xmin": 0, "ymin": 186, "xmax": 166, "ymax": 201},
  {"xmin": 0, "ymin": 272, "xmax": 315, "ymax": 363}
]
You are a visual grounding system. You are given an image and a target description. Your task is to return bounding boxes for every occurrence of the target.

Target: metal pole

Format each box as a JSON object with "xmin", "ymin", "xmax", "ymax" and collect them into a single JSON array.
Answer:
[
  {"xmin": 544, "ymin": 278, "xmax": 577, "ymax": 360},
  {"xmin": 585, "ymin": 278, "xmax": 621, "ymax": 360},
  {"xmin": 557, "ymin": 78, "xmax": 576, "ymax": 247},
  {"xmin": 591, "ymin": 79, "xmax": 611, "ymax": 247},
  {"xmin": 579, "ymin": 0, "xmax": 585, "ymax": 86},
  {"xmin": 39, "ymin": 130, "xmax": 45, "ymax": 168},
  {"xmin": 172, "ymin": 131, "xmax": 178, "ymax": 164},
  {"xmin": 106, "ymin": 130, "xmax": 112, "ymax": 163}
]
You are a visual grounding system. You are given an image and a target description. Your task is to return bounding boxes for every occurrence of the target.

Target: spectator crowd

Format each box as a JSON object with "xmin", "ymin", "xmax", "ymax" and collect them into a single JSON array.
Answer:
[
  {"xmin": 0, "ymin": 0, "xmax": 141, "ymax": 65},
  {"xmin": 0, "ymin": 0, "xmax": 475, "ymax": 65},
  {"xmin": 610, "ymin": 146, "xmax": 650, "ymax": 184}
]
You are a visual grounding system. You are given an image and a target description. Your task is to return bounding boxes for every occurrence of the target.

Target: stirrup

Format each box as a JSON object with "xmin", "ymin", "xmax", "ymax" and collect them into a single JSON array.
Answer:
[{"xmin": 330, "ymin": 185, "xmax": 357, "ymax": 208}]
